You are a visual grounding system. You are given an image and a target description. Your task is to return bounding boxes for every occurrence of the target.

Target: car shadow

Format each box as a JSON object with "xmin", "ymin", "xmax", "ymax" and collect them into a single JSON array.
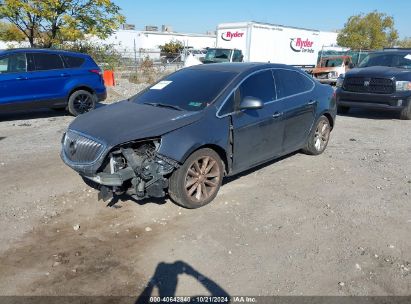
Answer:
[
  {"xmin": 0, "ymin": 109, "xmax": 69, "ymax": 122},
  {"xmin": 338, "ymin": 108, "xmax": 400, "ymax": 120},
  {"xmin": 223, "ymin": 151, "xmax": 299, "ymax": 185},
  {"xmin": 0, "ymin": 103, "xmax": 107, "ymax": 122},
  {"xmin": 135, "ymin": 261, "xmax": 230, "ymax": 303},
  {"xmin": 107, "ymin": 193, "xmax": 168, "ymax": 208}
]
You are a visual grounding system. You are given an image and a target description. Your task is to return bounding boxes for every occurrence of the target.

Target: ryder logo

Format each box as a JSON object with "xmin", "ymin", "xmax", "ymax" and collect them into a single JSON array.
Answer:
[
  {"xmin": 221, "ymin": 31, "xmax": 245, "ymax": 41},
  {"xmin": 290, "ymin": 38, "xmax": 315, "ymax": 53}
]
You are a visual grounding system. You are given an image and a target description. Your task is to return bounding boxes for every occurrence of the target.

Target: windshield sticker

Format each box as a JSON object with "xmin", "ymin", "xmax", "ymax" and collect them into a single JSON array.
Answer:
[
  {"xmin": 405, "ymin": 54, "xmax": 411, "ymax": 60},
  {"xmin": 189, "ymin": 102, "xmax": 203, "ymax": 107},
  {"xmin": 150, "ymin": 81, "xmax": 172, "ymax": 90}
]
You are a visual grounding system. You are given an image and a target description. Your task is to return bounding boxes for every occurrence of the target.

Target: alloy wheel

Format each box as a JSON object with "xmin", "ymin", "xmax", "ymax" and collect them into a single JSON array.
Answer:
[
  {"xmin": 314, "ymin": 120, "xmax": 330, "ymax": 152},
  {"xmin": 73, "ymin": 94, "xmax": 93, "ymax": 114},
  {"xmin": 184, "ymin": 156, "xmax": 221, "ymax": 203}
]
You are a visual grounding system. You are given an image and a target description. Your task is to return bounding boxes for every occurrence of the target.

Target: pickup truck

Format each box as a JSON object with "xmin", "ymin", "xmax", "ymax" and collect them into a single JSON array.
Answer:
[{"xmin": 313, "ymin": 55, "xmax": 353, "ymax": 85}]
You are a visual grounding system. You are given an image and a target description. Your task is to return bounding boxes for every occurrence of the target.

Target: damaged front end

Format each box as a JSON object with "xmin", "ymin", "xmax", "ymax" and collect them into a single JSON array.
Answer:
[{"xmin": 61, "ymin": 131, "xmax": 179, "ymax": 201}]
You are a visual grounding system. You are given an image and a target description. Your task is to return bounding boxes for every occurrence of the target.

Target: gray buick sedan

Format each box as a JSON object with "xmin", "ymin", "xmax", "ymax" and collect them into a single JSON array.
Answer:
[{"xmin": 61, "ymin": 63, "xmax": 336, "ymax": 208}]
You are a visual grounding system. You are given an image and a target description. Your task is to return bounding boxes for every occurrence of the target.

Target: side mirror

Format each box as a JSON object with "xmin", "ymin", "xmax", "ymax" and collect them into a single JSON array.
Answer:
[
  {"xmin": 240, "ymin": 96, "xmax": 264, "ymax": 110},
  {"xmin": 348, "ymin": 63, "xmax": 355, "ymax": 69}
]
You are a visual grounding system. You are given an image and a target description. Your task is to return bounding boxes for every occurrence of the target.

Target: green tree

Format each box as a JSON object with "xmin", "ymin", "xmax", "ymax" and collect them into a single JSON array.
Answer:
[
  {"xmin": 0, "ymin": 0, "xmax": 125, "ymax": 47},
  {"xmin": 397, "ymin": 37, "xmax": 411, "ymax": 48},
  {"xmin": 0, "ymin": 21, "xmax": 25, "ymax": 42},
  {"xmin": 337, "ymin": 11, "xmax": 398, "ymax": 50},
  {"xmin": 160, "ymin": 40, "xmax": 184, "ymax": 55}
]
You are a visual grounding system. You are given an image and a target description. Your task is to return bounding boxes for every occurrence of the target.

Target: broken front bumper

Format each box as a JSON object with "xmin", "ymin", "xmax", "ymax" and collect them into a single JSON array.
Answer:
[{"xmin": 83, "ymin": 167, "xmax": 135, "ymax": 187}]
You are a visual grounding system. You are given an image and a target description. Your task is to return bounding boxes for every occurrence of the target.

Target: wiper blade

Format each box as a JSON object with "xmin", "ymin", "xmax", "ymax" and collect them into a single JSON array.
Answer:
[{"xmin": 143, "ymin": 102, "xmax": 184, "ymax": 111}]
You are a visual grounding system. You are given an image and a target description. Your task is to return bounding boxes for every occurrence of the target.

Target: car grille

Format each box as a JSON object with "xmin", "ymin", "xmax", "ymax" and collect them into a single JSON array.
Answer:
[
  {"xmin": 343, "ymin": 77, "xmax": 394, "ymax": 94},
  {"xmin": 63, "ymin": 130, "xmax": 105, "ymax": 164}
]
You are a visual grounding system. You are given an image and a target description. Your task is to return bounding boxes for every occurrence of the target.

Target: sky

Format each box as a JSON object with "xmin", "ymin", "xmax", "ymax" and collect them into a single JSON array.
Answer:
[{"xmin": 113, "ymin": 0, "xmax": 411, "ymax": 38}]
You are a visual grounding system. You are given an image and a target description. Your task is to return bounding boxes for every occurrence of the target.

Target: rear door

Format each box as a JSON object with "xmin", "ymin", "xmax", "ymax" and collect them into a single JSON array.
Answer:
[
  {"xmin": 231, "ymin": 70, "xmax": 285, "ymax": 172},
  {"xmin": 26, "ymin": 52, "xmax": 69, "ymax": 103},
  {"xmin": 273, "ymin": 69, "xmax": 316, "ymax": 153},
  {"xmin": 0, "ymin": 52, "xmax": 33, "ymax": 106}
]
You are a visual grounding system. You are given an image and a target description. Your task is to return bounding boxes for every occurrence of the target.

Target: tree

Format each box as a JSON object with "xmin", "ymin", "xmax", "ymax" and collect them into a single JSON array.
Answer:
[
  {"xmin": 160, "ymin": 40, "xmax": 184, "ymax": 56},
  {"xmin": 0, "ymin": 0, "xmax": 125, "ymax": 47},
  {"xmin": 337, "ymin": 11, "xmax": 398, "ymax": 50},
  {"xmin": 397, "ymin": 37, "xmax": 411, "ymax": 48},
  {"xmin": 0, "ymin": 21, "xmax": 25, "ymax": 42}
]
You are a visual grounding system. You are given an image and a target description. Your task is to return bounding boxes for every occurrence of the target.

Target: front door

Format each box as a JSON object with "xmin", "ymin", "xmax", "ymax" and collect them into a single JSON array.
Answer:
[
  {"xmin": 0, "ymin": 52, "xmax": 34, "ymax": 107},
  {"xmin": 231, "ymin": 70, "xmax": 285, "ymax": 172}
]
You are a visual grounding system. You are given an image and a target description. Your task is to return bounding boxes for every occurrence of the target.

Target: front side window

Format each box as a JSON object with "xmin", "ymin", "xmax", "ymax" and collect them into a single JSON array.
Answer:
[
  {"xmin": 133, "ymin": 69, "xmax": 237, "ymax": 111},
  {"xmin": 219, "ymin": 93, "xmax": 235, "ymax": 116},
  {"xmin": 32, "ymin": 53, "xmax": 64, "ymax": 71},
  {"xmin": 233, "ymin": 50, "xmax": 243, "ymax": 62},
  {"xmin": 274, "ymin": 69, "xmax": 314, "ymax": 99},
  {"xmin": 0, "ymin": 53, "xmax": 27, "ymax": 74},
  {"xmin": 240, "ymin": 70, "xmax": 276, "ymax": 103}
]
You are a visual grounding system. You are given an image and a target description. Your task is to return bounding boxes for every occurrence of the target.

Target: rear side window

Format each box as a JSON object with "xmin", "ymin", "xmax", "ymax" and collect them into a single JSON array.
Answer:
[
  {"xmin": 0, "ymin": 53, "xmax": 27, "ymax": 74},
  {"xmin": 240, "ymin": 70, "xmax": 276, "ymax": 103},
  {"xmin": 31, "ymin": 53, "xmax": 64, "ymax": 71},
  {"xmin": 274, "ymin": 69, "xmax": 314, "ymax": 99},
  {"xmin": 63, "ymin": 55, "xmax": 85, "ymax": 68}
]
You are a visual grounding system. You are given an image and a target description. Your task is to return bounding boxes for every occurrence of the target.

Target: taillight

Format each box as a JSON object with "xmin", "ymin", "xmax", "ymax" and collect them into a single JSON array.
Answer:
[{"xmin": 89, "ymin": 69, "xmax": 102, "ymax": 76}]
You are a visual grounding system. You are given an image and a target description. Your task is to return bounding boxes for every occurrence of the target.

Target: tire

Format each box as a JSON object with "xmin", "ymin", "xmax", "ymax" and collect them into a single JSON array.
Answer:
[
  {"xmin": 169, "ymin": 148, "xmax": 224, "ymax": 209},
  {"xmin": 68, "ymin": 90, "xmax": 96, "ymax": 116},
  {"xmin": 337, "ymin": 105, "xmax": 350, "ymax": 114},
  {"xmin": 399, "ymin": 102, "xmax": 411, "ymax": 120},
  {"xmin": 302, "ymin": 116, "xmax": 332, "ymax": 155}
]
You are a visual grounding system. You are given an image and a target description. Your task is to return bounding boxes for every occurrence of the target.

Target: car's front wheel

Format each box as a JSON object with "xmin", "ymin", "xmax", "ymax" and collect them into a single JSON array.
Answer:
[
  {"xmin": 68, "ymin": 90, "xmax": 96, "ymax": 116},
  {"xmin": 302, "ymin": 116, "xmax": 331, "ymax": 155},
  {"xmin": 169, "ymin": 148, "xmax": 224, "ymax": 209}
]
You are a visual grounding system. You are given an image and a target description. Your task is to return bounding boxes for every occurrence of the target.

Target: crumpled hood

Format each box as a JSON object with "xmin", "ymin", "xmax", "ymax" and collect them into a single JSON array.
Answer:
[
  {"xmin": 68, "ymin": 101, "xmax": 203, "ymax": 147},
  {"xmin": 347, "ymin": 66, "xmax": 411, "ymax": 79}
]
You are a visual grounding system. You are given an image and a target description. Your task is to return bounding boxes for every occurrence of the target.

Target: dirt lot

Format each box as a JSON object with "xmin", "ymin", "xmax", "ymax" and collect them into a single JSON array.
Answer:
[{"xmin": 0, "ymin": 95, "xmax": 410, "ymax": 298}]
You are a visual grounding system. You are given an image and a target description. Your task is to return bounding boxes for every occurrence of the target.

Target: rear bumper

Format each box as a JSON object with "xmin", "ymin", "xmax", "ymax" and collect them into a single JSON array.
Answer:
[
  {"xmin": 336, "ymin": 89, "xmax": 411, "ymax": 110},
  {"xmin": 96, "ymin": 90, "xmax": 107, "ymax": 102}
]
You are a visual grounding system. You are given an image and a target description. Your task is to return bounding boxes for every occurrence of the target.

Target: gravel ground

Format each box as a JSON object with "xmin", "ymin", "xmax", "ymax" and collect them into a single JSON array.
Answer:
[{"xmin": 0, "ymin": 90, "xmax": 410, "ymax": 298}]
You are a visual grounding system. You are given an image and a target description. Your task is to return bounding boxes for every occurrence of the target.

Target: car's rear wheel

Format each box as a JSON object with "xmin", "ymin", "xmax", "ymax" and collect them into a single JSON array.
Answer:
[
  {"xmin": 337, "ymin": 105, "xmax": 350, "ymax": 114},
  {"xmin": 169, "ymin": 148, "xmax": 224, "ymax": 209},
  {"xmin": 68, "ymin": 90, "xmax": 96, "ymax": 116},
  {"xmin": 399, "ymin": 102, "xmax": 411, "ymax": 120},
  {"xmin": 302, "ymin": 116, "xmax": 331, "ymax": 155}
]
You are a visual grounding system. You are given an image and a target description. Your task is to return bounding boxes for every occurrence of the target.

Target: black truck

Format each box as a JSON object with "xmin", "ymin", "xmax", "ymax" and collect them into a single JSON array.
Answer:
[{"xmin": 336, "ymin": 48, "xmax": 411, "ymax": 120}]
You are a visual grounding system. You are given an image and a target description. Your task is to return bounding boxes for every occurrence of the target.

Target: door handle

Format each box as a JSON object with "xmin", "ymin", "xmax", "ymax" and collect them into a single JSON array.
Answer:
[
  {"xmin": 60, "ymin": 73, "xmax": 70, "ymax": 77},
  {"xmin": 272, "ymin": 112, "xmax": 283, "ymax": 118},
  {"xmin": 16, "ymin": 76, "xmax": 28, "ymax": 80},
  {"xmin": 307, "ymin": 100, "xmax": 317, "ymax": 105}
]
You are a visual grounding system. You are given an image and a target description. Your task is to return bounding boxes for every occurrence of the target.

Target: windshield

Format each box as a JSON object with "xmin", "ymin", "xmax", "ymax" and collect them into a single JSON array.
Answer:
[
  {"xmin": 132, "ymin": 69, "xmax": 237, "ymax": 111},
  {"xmin": 204, "ymin": 49, "xmax": 232, "ymax": 62},
  {"xmin": 358, "ymin": 53, "xmax": 411, "ymax": 69},
  {"xmin": 320, "ymin": 58, "xmax": 344, "ymax": 68}
]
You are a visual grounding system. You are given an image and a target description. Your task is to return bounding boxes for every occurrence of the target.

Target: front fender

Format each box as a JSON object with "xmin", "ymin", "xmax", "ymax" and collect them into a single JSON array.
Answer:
[{"xmin": 158, "ymin": 113, "xmax": 231, "ymax": 164}]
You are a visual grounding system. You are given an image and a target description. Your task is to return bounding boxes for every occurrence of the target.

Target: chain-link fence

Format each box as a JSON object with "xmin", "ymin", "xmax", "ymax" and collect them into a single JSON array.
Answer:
[{"xmin": 101, "ymin": 49, "xmax": 189, "ymax": 86}]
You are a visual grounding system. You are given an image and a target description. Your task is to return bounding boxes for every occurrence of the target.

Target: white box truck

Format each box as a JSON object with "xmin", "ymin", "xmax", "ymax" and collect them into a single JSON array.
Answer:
[{"xmin": 203, "ymin": 21, "xmax": 338, "ymax": 70}]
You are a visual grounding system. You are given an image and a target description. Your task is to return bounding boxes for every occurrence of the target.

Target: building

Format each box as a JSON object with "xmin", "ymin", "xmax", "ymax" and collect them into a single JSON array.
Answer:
[{"xmin": 102, "ymin": 28, "xmax": 217, "ymax": 60}]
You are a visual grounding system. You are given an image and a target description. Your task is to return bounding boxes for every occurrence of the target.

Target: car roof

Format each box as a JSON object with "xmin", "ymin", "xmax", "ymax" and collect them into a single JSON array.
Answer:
[
  {"xmin": 187, "ymin": 62, "xmax": 301, "ymax": 74},
  {"xmin": 0, "ymin": 48, "xmax": 89, "ymax": 57}
]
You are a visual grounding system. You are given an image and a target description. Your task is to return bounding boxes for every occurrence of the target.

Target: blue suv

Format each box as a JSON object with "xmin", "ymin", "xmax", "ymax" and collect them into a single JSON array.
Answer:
[{"xmin": 0, "ymin": 48, "xmax": 107, "ymax": 116}]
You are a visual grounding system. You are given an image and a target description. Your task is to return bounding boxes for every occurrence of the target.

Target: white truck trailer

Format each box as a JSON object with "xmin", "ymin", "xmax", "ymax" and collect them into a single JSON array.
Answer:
[{"xmin": 203, "ymin": 21, "xmax": 338, "ymax": 69}]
